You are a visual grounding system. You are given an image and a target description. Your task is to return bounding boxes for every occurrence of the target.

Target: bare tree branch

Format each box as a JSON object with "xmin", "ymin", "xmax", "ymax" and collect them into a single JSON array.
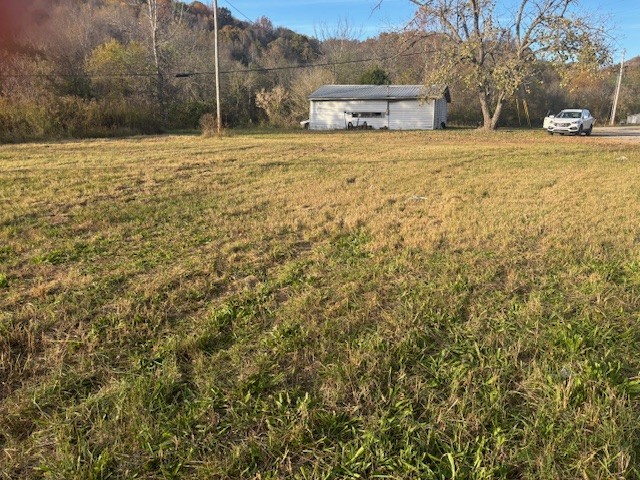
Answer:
[{"xmin": 380, "ymin": 0, "xmax": 611, "ymax": 129}]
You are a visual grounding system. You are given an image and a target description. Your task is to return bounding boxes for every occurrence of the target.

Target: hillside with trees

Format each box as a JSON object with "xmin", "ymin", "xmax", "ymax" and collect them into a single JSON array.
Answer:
[{"xmin": 0, "ymin": 0, "xmax": 637, "ymax": 141}]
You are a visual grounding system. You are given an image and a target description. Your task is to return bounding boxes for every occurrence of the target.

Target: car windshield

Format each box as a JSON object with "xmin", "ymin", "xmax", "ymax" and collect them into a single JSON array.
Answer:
[{"xmin": 557, "ymin": 111, "xmax": 582, "ymax": 119}]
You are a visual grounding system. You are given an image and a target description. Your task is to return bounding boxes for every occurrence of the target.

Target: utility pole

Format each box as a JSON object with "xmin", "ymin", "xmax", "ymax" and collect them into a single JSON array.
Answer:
[
  {"xmin": 610, "ymin": 50, "xmax": 625, "ymax": 126},
  {"xmin": 213, "ymin": 0, "xmax": 222, "ymax": 134}
]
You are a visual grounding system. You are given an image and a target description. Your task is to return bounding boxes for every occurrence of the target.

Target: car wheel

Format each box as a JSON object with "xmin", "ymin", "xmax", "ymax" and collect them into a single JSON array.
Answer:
[
  {"xmin": 347, "ymin": 122, "xmax": 353, "ymax": 130},
  {"xmin": 578, "ymin": 125, "xmax": 583, "ymax": 136},
  {"xmin": 585, "ymin": 125, "xmax": 593, "ymax": 136},
  {"xmin": 547, "ymin": 130, "xmax": 554, "ymax": 135}
]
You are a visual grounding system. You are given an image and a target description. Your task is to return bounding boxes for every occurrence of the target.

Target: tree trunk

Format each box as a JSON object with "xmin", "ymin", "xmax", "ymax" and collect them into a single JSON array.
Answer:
[
  {"xmin": 156, "ymin": 71, "xmax": 167, "ymax": 129},
  {"xmin": 148, "ymin": 0, "xmax": 167, "ymax": 129},
  {"xmin": 478, "ymin": 90, "xmax": 493, "ymax": 129},
  {"xmin": 478, "ymin": 90, "xmax": 506, "ymax": 130},
  {"xmin": 490, "ymin": 94, "xmax": 505, "ymax": 130}
]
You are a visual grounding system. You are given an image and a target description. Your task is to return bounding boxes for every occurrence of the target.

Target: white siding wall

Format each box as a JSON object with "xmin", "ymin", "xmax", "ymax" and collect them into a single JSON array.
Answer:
[
  {"xmin": 434, "ymin": 98, "xmax": 448, "ymax": 128},
  {"xmin": 310, "ymin": 100, "xmax": 389, "ymax": 130},
  {"xmin": 310, "ymin": 98, "xmax": 443, "ymax": 130},
  {"xmin": 388, "ymin": 100, "xmax": 435, "ymax": 130}
]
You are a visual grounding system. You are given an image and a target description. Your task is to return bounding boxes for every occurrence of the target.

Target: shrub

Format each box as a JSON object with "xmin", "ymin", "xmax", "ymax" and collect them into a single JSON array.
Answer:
[
  {"xmin": 0, "ymin": 97, "xmax": 49, "ymax": 142},
  {"xmin": 169, "ymin": 102, "xmax": 211, "ymax": 130},
  {"xmin": 199, "ymin": 113, "xmax": 218, "ymax": 136},
  {"xmin": 255, "ymin": 86, "xmax": 291, "ymax": 127}
]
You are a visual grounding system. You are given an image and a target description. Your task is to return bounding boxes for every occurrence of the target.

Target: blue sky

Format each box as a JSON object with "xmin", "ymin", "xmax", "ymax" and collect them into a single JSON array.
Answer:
[{"xmin": 221, "ymin": 0, "xmax": 640, "ymax": 60}]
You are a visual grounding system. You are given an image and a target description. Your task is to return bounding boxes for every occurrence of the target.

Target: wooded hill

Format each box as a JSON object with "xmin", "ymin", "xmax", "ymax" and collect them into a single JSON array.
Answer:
[{"xmin": 0, "ymin": 0, "xmax": 638, "ymax": 141}]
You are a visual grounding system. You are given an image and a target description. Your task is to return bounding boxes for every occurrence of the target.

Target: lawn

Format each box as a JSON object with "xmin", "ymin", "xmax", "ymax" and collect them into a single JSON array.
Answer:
[{"xmin": 1, "ymin": 130, "xmax": 640, "ymax": 479}]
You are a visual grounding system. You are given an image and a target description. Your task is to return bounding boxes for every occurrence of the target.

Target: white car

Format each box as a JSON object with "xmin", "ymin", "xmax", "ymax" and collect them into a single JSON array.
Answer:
[{"xmin": 545, "ymin": 109, "xmax": 594, "ymax": 136}]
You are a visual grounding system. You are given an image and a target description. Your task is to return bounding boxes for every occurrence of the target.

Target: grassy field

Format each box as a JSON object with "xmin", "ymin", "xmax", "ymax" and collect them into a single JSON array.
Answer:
[{"xmin": 1, "ymin": 129, "xmax": 640, "ymax": 479}]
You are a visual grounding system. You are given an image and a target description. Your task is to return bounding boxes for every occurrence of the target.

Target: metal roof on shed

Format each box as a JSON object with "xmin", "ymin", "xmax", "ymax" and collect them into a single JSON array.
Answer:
[{"xmin": 309, "ymin": 85, "xmax": 450, "ymax": 102}]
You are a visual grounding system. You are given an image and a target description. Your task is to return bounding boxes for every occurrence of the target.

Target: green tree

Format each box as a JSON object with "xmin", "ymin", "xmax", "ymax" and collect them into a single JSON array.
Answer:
[
  {"xmin": 359, "ymin": 66, "xmax": 391, "ymax": 85},
  {"xmin": 86, "ymin": 39, "xmax": 150, "ymax": 99}
]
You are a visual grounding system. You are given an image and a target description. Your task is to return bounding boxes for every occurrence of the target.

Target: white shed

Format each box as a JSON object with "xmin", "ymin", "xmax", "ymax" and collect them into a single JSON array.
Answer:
[
  {"xmin": 307, "ymin": 85, "xmax": 451, "ymax": 131},
  {"xmin": 627, "ymin": 114, "xmax": 640, "ymax": 125}
]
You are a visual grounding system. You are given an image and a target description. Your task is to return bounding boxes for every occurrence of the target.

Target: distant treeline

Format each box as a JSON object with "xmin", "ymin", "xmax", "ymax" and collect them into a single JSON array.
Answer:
[{"xmin": 0, "ymin": 0, "xmax": 639, "ymax": 141}]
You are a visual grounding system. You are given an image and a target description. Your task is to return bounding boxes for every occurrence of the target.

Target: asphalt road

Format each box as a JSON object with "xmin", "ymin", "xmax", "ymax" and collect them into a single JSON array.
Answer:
[{"xmin": 591, "ymin": 126, "xmax": 640, "ymax": 140}]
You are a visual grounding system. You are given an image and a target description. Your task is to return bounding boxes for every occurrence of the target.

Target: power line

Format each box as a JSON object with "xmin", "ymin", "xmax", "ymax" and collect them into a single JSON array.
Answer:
[
  {"xmin": 222, "ymin": 0, "xmax": 253, "ymax": 25},
  {"xmin": 0, "ymin": 51, "xmax": 426, "ymax": 79},
  {"xmin": 178, "ymin": 51, "xmax": 424, "ymax": 77}
]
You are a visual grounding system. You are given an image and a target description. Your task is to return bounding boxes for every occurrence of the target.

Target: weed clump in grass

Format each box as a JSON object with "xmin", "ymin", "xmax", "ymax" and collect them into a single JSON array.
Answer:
[{"xmin": 199, "ymin": 113, "xmax": 219, "ymax": 137}]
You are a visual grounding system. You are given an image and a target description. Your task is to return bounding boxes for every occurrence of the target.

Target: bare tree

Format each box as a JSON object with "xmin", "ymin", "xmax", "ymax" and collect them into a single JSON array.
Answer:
[
  {"xmin": 289, "ymin": 67, "xmax": 337, "ymax": 120},
  {"xmin": 135, "ymin": 0, "xmax": 185, "ymax": 128},
  {"xmin": 383, "ymin": 0, "xmax": 611, "ymax": 129},
  {"xmin": 143, "ymin": 0, "xmax": 167, "ymax": 126},
  {"xmin": 315, "ymin": 19, "xmax": 365, "ymax": 84},
  {"xmin": 255, "ymin": 85, "xmax": 289, "ymax": 126}
]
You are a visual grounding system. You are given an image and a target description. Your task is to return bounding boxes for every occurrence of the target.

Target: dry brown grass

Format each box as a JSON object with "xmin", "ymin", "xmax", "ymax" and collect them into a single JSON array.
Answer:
[{"xmin": 1, "ymin": 129, "xmax": 640, "ymax": 478}]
